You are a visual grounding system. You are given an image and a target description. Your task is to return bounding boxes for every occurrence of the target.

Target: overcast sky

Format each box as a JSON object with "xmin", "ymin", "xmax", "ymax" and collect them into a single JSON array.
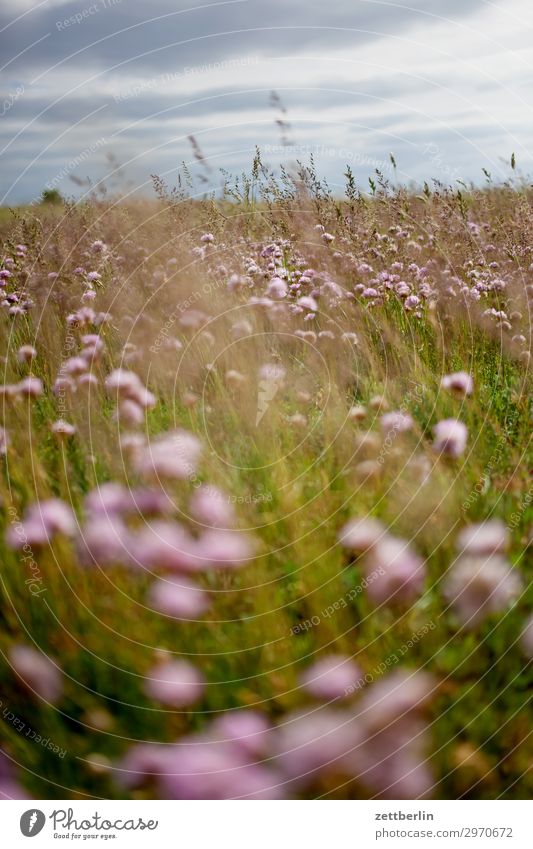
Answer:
[{"xmin": 1, "ymin": 0, "xmax": 532, "ymax": 203}]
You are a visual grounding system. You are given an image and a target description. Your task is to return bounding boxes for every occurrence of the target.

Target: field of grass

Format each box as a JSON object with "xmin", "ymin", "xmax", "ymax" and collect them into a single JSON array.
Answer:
[{"xmin": 0, "ymin": 164, "xmax": 531, "ymax": 800}]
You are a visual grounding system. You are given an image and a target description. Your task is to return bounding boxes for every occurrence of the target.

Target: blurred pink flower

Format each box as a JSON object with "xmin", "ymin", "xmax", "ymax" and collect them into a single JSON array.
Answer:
[
  {"xmin": 364, "ymin": 537, "xmax": 425, "ymax": 606},
  {"xmin": 194, "ymin": 529, "xmax": 256, "ymax": 570},
  {"xmin": 274, "ymin": 708, "xmax": 361, "ymax": 785},
  {"xmin": 51, "ymin": 420, "xmax": 76, "ymax": 437},
  {"xmin": 78, "ymin": 514, "xmax": 132, "ymax": 567},
  {"xmin": 17, "ymin": 345, "xmax": 36, "ymax": 363},
  {"xmin": 133, "ymin": 430, "xmax": 202, "ymax": 480},
  {"xmin": 432, "ymin": 418, "xmax": 468, "ymax": 457},
  {"xmin": 144, "ymin": 659, "xmax": 204, "ymax": 707},
  {"xmin": 338, "ymin": 517, "xmax": 385, "ymax": 553},
  {"xmin": 16, "ymin": 376, "xmax": 43, "ymax": 397},
  {"xmin": 6, "ymin": 499, "xmax": 76, "ymax": 548},
  {"xmin": 9, "ymin": 645, "xmax": 62, "ymax": 703},
  {"xmin": 444, "ymin": 553, "xmax": 522, "ymax": 627},
  {"xmin": 456, "ymin": 520, "xmax": 508, "ymax": 555},
  {"xmin": 380, "ymin": 411, "xmax": 414, "ymax": 433},
  {"xmin": 134, "ymin": 521, "xmax": 199, "ymax": 572},
  {"xmin": 441, "ymin": 371, "xmax": 474, "ymax": 397},
  {"xmin": 148, "ymin": 576, "xmax": 209, "ymax": 619},
  {"xmin": 189, "ymin": 486, "xmax": 235, "ymax": 528},
  {"xmin": 299, "ymin": 655, "xmax": 362, "ymax": 701},
  {"xmin": 210, "ymin": 710, "xmax": 271, "ymax": 757}
]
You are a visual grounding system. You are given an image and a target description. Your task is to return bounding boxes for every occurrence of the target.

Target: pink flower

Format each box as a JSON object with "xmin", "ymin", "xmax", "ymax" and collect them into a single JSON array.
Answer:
[
  {"xmin": 380, "ymin": 411, "xmax": 414, "ymax": 433},
  {"xmin": 148, "ymin": 576, "xmax": 209, "ymax": 618},
  {"xmin": 115, "ymin": 399, "xmax": 144, "ymax": 426},
  {"xmin": 364, "ymin": 536, "xmax": 425, "ymax": 606},
  {"xmin": 17, "ymin": 345, "xmax": 36, "ymax": 363},
  {"xmin": 64, "ymin": 356, "xmax": 87, "ymax": 376},
  {"xmin": 133, "ymin": 430, "xmax": 202, "ymax": 480},
  {"xmin": 134, "ymin": 521, "xmax": 199, "ymax": 572},
  {"xmin": 194, "ymin": 530, "xmax": 255, "ymax": 570},
  {"xmin": 343, "ymin": 670, "xmax": 435, "ymax": 798},
  {"xmin": 441, "ymin": 371, "xmax": 474, "ymax": 397},
  {"xmin": 456, "ymin": 520, "xmax": 508, "ymax": 555},
  {"xmin": 299, "ymin": 655, "xmax": 362, "ymax": 701},
  {"xmin": 144, "ymin": 659, "xmax": 204, "ymax": 707},
  {"xmin": 210, "ymin": 711, "xmax": 271, "ymax": 757},
  {"xmin": 432, "ymin": 418, "xmax": 468, "ymax": 457},
  {"xmin": 338, "ymin": 517, "xmax": 385, "ymax": 553},
  {"xmin": 189, "ymin": 486, "xmax": 235, "ymax": 528},
  {"xmin": 158, "ymin": 741, "xmax": 284, "ymax": 799},
  {"xmin": 6, "ymin": 499, "xmax": 76, "ymax": 548},
  {"xmin": 267, "ymin": 277, "xmax": 287, "ymax": 299},
  {"xmin": 78, "ymin": 514, "xmax": 132, "ymax": 567},
  {"xmin": 297, "ymin": 295, "xmax": 318, "ymax": 312},
  {"xmin": 444, "ymin": 553, "xmax": 522, "ymax": 628},
  {"xmin": 84, "ymin": 483, "xmax": 133, "ymax": 516},
  {"xmin": 9, "ymin": 645, "xmax": 62, "ymax": 703},
  {"xmin": 16, "ymin": 376, "xmax": 43, "ymax": 397},
  {"xmin": 274, "ymin": 708, "xmax": 361, "ymax": 785},
  {"xmin": 51, "ymin": 420, "xmax": 76, "ymax": 437}
]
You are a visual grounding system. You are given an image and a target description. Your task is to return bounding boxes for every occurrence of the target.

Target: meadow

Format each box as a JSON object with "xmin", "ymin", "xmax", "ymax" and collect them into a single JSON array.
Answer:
[{"xmin": 0, "ymin": 159, "xmax": 531, "ymax": 800}]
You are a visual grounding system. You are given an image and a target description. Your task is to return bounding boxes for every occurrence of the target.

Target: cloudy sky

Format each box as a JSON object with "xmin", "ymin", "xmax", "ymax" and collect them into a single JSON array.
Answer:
[{"xmin": 1, "ymin": 0, "xmax": 532, "ymax": 203}]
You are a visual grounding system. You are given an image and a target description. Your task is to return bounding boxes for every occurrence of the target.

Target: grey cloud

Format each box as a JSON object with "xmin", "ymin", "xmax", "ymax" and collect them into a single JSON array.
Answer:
[{"xmin": 1, "ymin": 0, "xmax": 486, "ymax": 79}]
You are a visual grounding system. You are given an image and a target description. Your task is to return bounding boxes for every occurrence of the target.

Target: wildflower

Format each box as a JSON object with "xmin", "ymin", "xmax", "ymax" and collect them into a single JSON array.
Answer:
[
  {"xmin": 148, "ymin": 576, "xmax": 209, "ymax": 619},
  {"xmin": 433, "ymin": 418, "xmax": 468, "ymax": 458},
  {"xmin": 404, "ymin": 295, "xmax": 421, "ymax": 311},
  {"xmin": 444, "ymin": 553, "xmax": 522, "ymax": 627},
  {"xmin": 135, "ymin": 521, "xmax": 199, "ymax": 572},
  {"xmin": 195, "ymin": 529, "xmax": 256, "ymax": 570},
  {"xmin": 456, "ymin": 520, "xmax": 508, "ymax": 555},
  {"xmin": 344, "ymin": 670, "xmax": 435, "ymax": 799},
  {"xmin": 297, "ymin": 295, "xmax": 318, "ymax": 312},
  {"xmin": 189, "ymin": 486, "xmax": 235, "ymax": 529},
  {"xmin": 133, "ymin": 430, "xmax": 202, "ymax": 480},
  {"xmin": 365, "ymin": 536, "xmax": 425, "ymax": 606},
  {"xmin": 274, "ymin": 707, "xmax": 360, "ymax": 785},
  {"xmin": 380, "ymin": 411, "xmax": 414, "ymax": 433},
  {"xmin": 299, "ymin": 655, "xmax": 362, "ymax": 701},
  {"xmin": 64, "ymin": 357, "xmax": 87, "ymax": 376},
  {"xmin": 348, "ymin": 405, "xmax": 367, "ymax": 422},
  {"xmin": 338, "ymin": 517, "xmax": 384, "ymax": 553},
  {"xmin": 16, "ymin": 376, "xmax": 43, "ymax": 397},
  {"xmin": 159, "ymin": 740, "xmax": 284, "ymax": 799},
  {"xmin": 51, "ymin": 420, "xmax": 76, "ymax": 437},
  {"xmin": 78, "ymin": 514, "xmax": 132, "ymax": 568},
  {"xmin": 441, "ymin": 371, "xmax": 474, "ymax": 397},
  {"xmin": 267, "ymin": 277, "xmax": 287, "ymax": 299},
  {"xmin": 6, "ymin": 499, "xmax": 76, "ymax": 548},
  {"xmin": 17, "ymin": 345, "xmax": 36, "ymax": 363},
  {"xmin": 144, "ymin": 659, "xmax": 204, "ymax": 707},
  {"xmin": 85, "ymin": 483, "xmax": 133, "ymax": 516},
  {"xmin": 210, "ymin": 710, "xmax": 271, "ymax": 756},
  {"xmin": 9, "ymin": 645, "xmax": 62, "ymax": 703}
]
